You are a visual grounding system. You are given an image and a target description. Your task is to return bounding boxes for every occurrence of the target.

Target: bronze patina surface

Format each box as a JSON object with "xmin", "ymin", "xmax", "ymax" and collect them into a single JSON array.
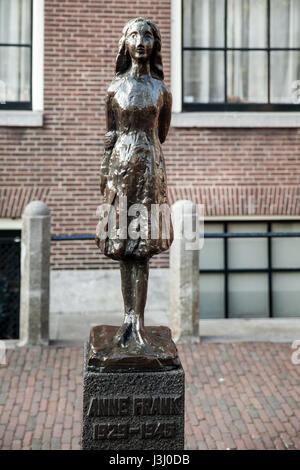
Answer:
[
  {"xmin": 92, "ymin": 17, "xmax": 178, "ymax": 370},
  {"xmin": 88, "ymin": 325, "xmax": 180, "ymax": 372}
]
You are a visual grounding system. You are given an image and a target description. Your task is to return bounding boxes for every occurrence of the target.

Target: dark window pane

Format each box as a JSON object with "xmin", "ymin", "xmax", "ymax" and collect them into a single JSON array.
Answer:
[
  {"xmin": 183, "ymin": 0, "xmax": 225, "ymax": 48},
  {"xmin": 183, "ymin": 50, "xmax": 224, "ymax": 103}
]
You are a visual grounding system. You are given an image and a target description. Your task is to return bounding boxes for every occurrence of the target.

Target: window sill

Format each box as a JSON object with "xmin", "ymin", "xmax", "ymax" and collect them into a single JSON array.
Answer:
[
  {"xmin": 0, "ymin": 110, "xmax": 43, "ymax": 127},
  {"xmin": 171, "ymin": 112, "xmax": 300, "ymax": 128}
]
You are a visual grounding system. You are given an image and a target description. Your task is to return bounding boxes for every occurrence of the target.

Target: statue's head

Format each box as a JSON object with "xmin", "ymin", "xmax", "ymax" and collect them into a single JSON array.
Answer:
[{"xmin": 116, "ymin": 17, "xmax": 164, "ymax": 80}]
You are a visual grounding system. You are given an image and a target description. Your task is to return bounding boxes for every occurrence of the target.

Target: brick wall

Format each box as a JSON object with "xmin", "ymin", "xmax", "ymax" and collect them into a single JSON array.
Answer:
[{"xmin": 0, "ymin": 0, "xmax": 299, "ymax": 269}]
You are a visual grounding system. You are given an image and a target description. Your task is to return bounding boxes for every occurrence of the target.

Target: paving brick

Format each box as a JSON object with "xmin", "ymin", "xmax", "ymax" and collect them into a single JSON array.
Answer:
[
  {"xmin": 23, "ymin": 431, "xmax": 33, "ymax": 448},
  {"xmin": 242, "ymin": 434, "xmax": 256, "ymax": 450},
  {"xmin": 31, "ymin": 438, "xmax": 42, "ymax": 450},
  {"xmin": 0, "ymin": 343, "xmax": 299, "ymax": 450},
  {"xmin": 195, "ymin": 440, "xmax": 209, "ymax": 450}
]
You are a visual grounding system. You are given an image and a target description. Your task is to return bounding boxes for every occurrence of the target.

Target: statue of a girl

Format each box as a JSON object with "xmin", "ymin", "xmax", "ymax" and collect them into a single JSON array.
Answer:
[{"xmin": 94, "ymin": 18, "xmax": 178, "ymax": 369}]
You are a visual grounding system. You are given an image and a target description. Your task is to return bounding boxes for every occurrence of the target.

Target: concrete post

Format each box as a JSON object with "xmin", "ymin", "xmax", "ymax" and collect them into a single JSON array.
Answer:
[
  {"xmin": 169, "ymin": 200, "xmax": 200, "ymax": 341},
  {"xmin": 19, "ymin": 201, "xmax": 50, "ymax": 346}
]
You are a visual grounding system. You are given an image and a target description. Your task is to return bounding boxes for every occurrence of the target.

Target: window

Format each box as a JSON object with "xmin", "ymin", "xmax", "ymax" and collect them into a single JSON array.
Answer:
[
  {"xmin": 0, "ymin": 0, "xmax": 32, "ymax": 110},
  {"xmin": 182, "ymin": 0, "xmax": 300, "ymax": 112},
  {"xmin": 199, "ymin": 221, "xmax": 300, "ymax": 318},
  {"xmin": 0, "ymin": 230, "xmax": 21, "ymax": 339}
]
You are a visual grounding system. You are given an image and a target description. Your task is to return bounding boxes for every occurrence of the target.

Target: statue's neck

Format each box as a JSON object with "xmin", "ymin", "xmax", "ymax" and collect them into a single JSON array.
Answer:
[{"xmin": 130, "ymin": 60, "xmax": 151, "ymax": 78}]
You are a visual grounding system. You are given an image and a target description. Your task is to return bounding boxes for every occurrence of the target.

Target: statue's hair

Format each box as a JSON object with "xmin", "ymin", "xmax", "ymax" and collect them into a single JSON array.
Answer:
[{"xmin": 115, "ymin": 17, "xmax": 164, "ymax": 81}]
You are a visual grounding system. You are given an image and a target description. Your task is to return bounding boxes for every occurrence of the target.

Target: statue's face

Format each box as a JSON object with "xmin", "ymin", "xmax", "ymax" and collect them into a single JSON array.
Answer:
[{"xmin": 126, "ymin": 21, "xmax": 154, "ymax": 61}]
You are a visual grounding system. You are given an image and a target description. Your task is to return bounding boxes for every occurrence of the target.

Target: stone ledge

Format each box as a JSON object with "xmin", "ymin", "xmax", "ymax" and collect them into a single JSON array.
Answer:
[
  {"xmin": 199, "ymin": 318, "xmax": 300, "ymax": 342},
  {"xmin": 171, "ymin": 111, "xmax": 300, "ymax": 128},
  {"xmin": 0, "ymin": 111, "xmax": 43, "ymax": 127}
]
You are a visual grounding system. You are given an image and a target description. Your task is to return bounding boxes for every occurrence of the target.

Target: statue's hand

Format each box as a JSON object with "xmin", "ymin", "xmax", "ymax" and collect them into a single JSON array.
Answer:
[
  {"xmin": 104, "ymin": 130, "xmax": 117, "ymax": 150},
  {"xmin": 100, "ymin": 131, "xmax": 117, "ymax": 195}
]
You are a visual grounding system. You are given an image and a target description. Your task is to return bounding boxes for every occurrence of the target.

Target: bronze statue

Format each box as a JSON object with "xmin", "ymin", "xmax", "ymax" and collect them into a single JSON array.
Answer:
[{"xmin": 92, "ymin": 18, "xmax": 179, "ymax": 371}]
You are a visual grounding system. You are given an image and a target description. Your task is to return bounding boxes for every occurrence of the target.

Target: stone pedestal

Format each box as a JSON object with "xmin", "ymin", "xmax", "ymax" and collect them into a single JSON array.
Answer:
[{"xmin": 82, "ymin": 338, "xmax": 185, "ymax": 450}]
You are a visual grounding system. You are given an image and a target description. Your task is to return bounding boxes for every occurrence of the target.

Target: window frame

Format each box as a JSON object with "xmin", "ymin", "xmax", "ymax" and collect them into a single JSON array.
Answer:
[
  {"xmin": 181, "ymin": 0, "xmax": 300, "ymax": 113},
  {"xmin": 0, "ymin": 0, "xmax": 44, "ymax": 125},
  {"xmin": 171, "ymin": 0, "xmax": 300, "ymax": 126},
  {"xmin": 0, "ymin": 0, "xmax": 33, "ymax": 111},
  {"xmin": 200, "ymin": 220, "xmax": 300, "ymax": 319}
]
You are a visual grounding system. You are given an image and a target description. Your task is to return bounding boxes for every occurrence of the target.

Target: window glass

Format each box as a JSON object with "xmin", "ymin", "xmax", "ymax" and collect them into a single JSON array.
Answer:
[
  {"xmin": 228, "ymin": 273, "xmax": 269, "ymax": 318},
  {"xmin": 227, "ymin": 51, "xmax": 268, "ymax": 103},
  {"xmin": 199, "ymin": 274, "xmax": 225, "ymax": 318},
  {"xmin": 271, "ymin": 51, "xmax": 300, "ymax": 103},
  {"xmin": 0, "ymin": 46, "xmax": 30, "ymax": 101},
  {"xmin": 0, "ymin": 0, "xmax": 31, "ymax": 44},
  {"xmin": 272, "ymin": 222, "xmax": 300, "ymax": 268},
  {"xmin": 200, "ymin": 223, "xmax": 224, "ymax": 270},
  {"xmin": 183, "ymin": 0, "xmax": 225, "ymax": 48},
  {"xmin": 227, "ymin": 0, "xmax": 267, "ymax": 48},
  {"xmin": 270, "ymin": 0, "xmax": 300, "ymax": 48},
  {"xmin": 0, "ymin": 0, "xmax": 32, "ymax": 107},
  {"xmin": 228, "ymin": 223, "xmax": 268, "ymax": 269},
  {"xmin": 182, "ymin": 0, "xmax": 300, "ymax": 109},
  {"xmin": 183, "ymin": 51, "xmax": 224, "ymax": 103},
  {"xmin": 273, "ymin": 273, "xmax": 300, "ymax": 317},
  {"xmin": 198, "ymin": 220, "xmax": 300, "ymax": 319}
]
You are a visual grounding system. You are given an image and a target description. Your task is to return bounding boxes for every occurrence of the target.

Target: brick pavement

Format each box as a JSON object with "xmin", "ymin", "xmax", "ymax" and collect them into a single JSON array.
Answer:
[{"xmin": 0, "ymin": 342, "xmax": 299, "ymax": 450}]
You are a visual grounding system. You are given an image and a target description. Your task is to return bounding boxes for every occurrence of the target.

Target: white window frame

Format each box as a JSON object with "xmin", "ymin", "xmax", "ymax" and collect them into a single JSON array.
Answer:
[
  {"xmin": 0, "ymin": 0, "xmax": 44, "ymax": 127},
  {"xmin": 171, "ymin": 0, "xmax": 300, "ymax": 128},
  {"xmin": 0, "ymin": 219, "xmax": 22, "ymax": 230}
]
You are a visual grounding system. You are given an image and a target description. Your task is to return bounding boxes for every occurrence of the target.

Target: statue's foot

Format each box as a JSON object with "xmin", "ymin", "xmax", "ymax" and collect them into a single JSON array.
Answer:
[
  {"xmin": 113, "ymin": 318, "xmax": 156, "ymax": 355},
  {"xmin": 88, "ymin": 325, "xmax": 181, "ymax": 371}
]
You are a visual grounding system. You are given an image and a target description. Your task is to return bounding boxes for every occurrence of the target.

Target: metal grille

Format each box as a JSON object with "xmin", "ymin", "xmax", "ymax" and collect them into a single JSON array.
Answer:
[{"xmin": 0, "ymin": 231, "xmax": 21, "ymax": 339}]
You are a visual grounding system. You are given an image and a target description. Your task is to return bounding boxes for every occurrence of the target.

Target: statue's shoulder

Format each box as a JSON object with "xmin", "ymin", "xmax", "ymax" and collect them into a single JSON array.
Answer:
[
  {"xmin": 107, "ymin": 75, "xmax": 126, "ymax": 96},
  {"xmin": 149, "ymin": 77, "xmax": 171, "ymax": 99},
  {"xmin": 159, "ymin": 81, "xmax": 172, "ymax": 102}
]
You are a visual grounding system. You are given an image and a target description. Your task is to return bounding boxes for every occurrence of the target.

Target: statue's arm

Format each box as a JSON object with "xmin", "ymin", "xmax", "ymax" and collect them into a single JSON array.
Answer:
[
  {"xmin": 158, "ymin": 88, "xmax": 172, "ymax": 144},
  {"xmin": 100, "ymin": 91, "xmax": 117, "ymax": 195}
]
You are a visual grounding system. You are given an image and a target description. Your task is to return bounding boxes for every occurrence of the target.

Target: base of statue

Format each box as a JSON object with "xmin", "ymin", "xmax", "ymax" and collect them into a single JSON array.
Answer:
[
  {"xmin": 81, "ymin": 326, "xmax": 185, "ymax": 450},
  {"xmin": 87, "ymin": 324, "xmax": 181, "ymax": 372}
]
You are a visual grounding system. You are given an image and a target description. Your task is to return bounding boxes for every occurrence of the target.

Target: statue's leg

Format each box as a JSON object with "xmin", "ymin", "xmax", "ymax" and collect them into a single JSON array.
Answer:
[
  {"xmin": 116, "ymin": 258, "xmax": 136, "ymax": 347},
  {"xmin": 116, "ymin": 257, "xmax": 150, "ymax": 349},
  {"xmin": 120, "ymin": 258, "xmax": 135, "ymax": 319},
  {"xmin": 133, "ymin": 258, "xmax": 149, "ymax": 330}
]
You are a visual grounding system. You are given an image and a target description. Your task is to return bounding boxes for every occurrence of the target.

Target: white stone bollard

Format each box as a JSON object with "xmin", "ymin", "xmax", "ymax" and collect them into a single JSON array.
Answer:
[
  {"xmin": 169, "ymin": 200, "xmax": 200, "ymax": 342},
  {"xmin": 19, "ymin": 201, "xmax": 50, "ymax": 346}
]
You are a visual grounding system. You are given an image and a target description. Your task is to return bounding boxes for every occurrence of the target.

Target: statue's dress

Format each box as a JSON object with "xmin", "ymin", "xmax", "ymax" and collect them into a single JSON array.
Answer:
[{"xmin": 96, "ymin": 73, "xmax": 173, "ymax": 260}]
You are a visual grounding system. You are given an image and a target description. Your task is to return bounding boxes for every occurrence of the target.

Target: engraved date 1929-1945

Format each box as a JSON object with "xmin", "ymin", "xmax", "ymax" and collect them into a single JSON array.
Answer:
[{"xmin": 93, "ymin": 421, "xmax": 176, "ymax": 440}]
